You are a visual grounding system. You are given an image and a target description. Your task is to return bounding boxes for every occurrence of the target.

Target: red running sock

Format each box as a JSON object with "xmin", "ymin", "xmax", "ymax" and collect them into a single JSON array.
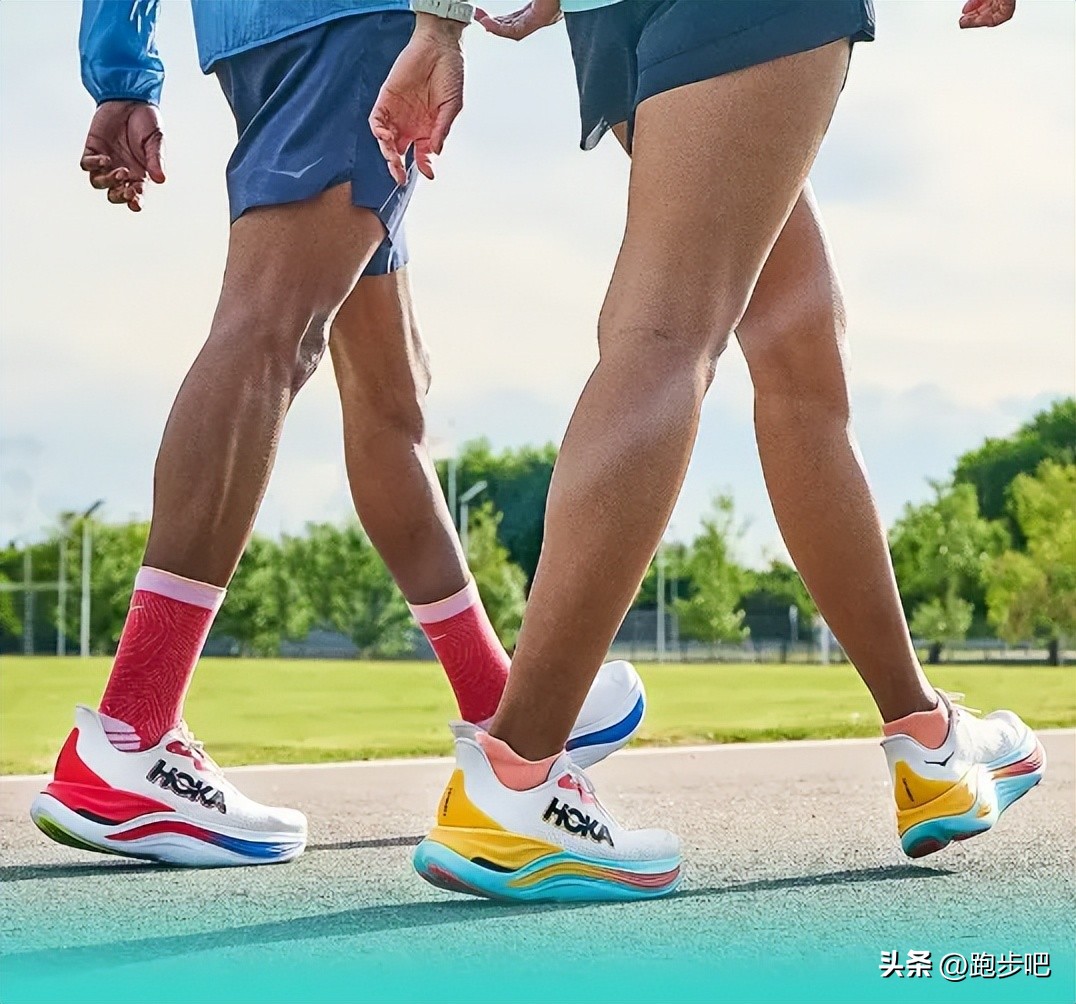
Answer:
[
  {"xmin": 410, "ymin": 579, "xmax": 510, "ymax": 724},
  {"xmin": 98, "ymin": 567, "xmax": 225, "ymax": 750}
]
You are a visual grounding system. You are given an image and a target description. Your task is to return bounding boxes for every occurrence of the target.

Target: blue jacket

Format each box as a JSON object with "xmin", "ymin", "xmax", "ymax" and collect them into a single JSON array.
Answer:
[{"xmin": 79, "ymin": 0, "xmax": 410, "ymax": 106}]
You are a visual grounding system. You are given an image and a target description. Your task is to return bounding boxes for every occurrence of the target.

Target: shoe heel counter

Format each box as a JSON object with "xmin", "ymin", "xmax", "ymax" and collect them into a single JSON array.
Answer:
[
  {"xmin": 53, "ymin": 729, "xmax": 88, "ymax": 783},
  {"xmin": 893, "ymin": 760, "xmax": 980, "ymax": 835},
  {"xmin": 435, "ymin": 769, "xmax": 504, "ymax": 831}
]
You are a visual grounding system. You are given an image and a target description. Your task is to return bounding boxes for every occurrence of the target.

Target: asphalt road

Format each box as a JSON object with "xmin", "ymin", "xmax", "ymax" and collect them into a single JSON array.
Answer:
[{"xmin": 1, "ymin": 734, "xmax": 1073, "ymax": 1003}]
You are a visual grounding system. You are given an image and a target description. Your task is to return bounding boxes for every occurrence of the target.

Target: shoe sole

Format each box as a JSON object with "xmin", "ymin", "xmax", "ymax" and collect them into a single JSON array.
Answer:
[
  {"xmin": 900, "ymin": 738, "xmax": 1046, "ymax": 859},
  {"xmin": 30, "ymin": 793, "xmax": 306, "ymax": 867},
  {"xmin": 565, "ymin": 683, "xmax": 646, "ymax": 770},
  {"xmin": 413, "ymin": 837, "xmax": 681, "ymax": 903}
]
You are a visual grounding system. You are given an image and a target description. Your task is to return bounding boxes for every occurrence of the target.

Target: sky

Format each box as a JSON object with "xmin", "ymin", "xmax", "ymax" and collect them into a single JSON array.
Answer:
[{"xmin": 0, "ymin": 0, "xmax": 1073, "ymax": 565}]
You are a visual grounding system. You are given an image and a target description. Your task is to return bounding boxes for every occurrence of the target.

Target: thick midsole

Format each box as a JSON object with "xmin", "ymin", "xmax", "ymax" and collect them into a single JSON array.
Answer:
[
  {"xmin": 31, "ymin": 794, "xmax": 305, "ymax": 866},
  {"xmin": 415, "ymin": 837, "xmax": 681, "ymax": 903}
]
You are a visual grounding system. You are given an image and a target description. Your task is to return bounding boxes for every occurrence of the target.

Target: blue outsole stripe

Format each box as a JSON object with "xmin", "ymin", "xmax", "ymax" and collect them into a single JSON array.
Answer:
[{"xmin": 566, "ymin": 693, "xmax": 645, "ymax": 753}]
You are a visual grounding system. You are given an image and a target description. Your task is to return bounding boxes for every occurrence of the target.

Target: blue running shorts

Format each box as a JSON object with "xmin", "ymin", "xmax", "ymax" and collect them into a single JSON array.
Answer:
[
  {"xmin": 215, "ymin": 10, "xmax": 416, "ymax": 274},
  {"xmin": 565, "ymin": 0, "xmax": 874, "ymax": 151}
]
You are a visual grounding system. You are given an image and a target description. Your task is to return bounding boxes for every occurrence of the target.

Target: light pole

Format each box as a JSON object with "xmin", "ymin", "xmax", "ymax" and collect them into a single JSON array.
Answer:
[
  {"xmin": 429, "ymin": 433, "xmax": 458, "ymax": 529},
  {"xmin": 670, "ymin": 557, "xmax": 680, "ymax": 654},
  {"xmin": 448, "ymin": 455, "xmax": 458, "ymax": 531},
  {"xmin": 57, "ymin": 532, "xmax": 67, "ymax": 656},
  {"xmin": 458, "ymin": 481, "xmax": 487, "ymax": 557},
  {"xmin": 656, "ymin": 543, "xmax": 666, "ymax": 662},
  {"xmin": 80, "ymin": 499, "xmax": 105, "ymax": 658},
  {"xmin": 23, "ymin": 546, "xmax": 33, "ymax": 656}
]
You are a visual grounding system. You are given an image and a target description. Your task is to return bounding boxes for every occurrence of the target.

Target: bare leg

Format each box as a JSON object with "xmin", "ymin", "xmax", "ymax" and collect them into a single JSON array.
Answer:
[
  {"xmin": 329, "ymin": 268, "xmax": 469, "ymax": 604},
  {"xmin": 735, "ymin": 186, "xmax": 934, "ymax": 720},
  {"xmin": 143, "ymin": 185, "xmax": 386, "ymax": 585},
  {"xmin": 491, "ymin": 43, "xmax": 853, "ymax": 760}
]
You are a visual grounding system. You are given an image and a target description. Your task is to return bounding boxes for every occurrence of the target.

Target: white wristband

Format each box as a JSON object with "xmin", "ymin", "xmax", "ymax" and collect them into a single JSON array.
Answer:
[{"xmin": 412, "ymin": 0, "xmax": 475, "ymax": 23}]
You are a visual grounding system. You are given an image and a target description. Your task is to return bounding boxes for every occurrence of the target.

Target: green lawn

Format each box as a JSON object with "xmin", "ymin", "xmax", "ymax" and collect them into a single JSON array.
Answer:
[{"xmin": 1, "ymin": 656, "xmax": 1073, "ymax": 774}]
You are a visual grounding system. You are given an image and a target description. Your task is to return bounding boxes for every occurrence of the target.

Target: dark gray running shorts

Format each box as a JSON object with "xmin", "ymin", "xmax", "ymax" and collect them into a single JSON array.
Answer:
[
  {"xmin": 565, "ymin": 0, "xmax": 875, "ymax": 151},
  {"xmin": 215, "ymin": 10, "xmax": 416, "ymax": 275}
]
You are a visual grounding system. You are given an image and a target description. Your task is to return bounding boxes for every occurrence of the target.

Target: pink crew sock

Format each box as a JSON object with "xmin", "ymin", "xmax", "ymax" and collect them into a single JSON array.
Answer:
[
  {"xmin": 477, "ymin": 732, "xmax": 559, "ymax": 791},
  {"xmin": 882, "ymin": 696, "xmax": 950, "ymax": 750},
  {"xmin": 409, "ymin": 579, "xmax": 510, "ymax": 724},
  {"xmin": 98, "ymin": 567, "xmax": 225, "ymax": 750}
]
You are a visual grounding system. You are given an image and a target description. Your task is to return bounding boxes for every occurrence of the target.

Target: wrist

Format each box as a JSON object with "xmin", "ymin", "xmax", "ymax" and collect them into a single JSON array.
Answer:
[{"xmin": 414, "ymin": 12, "xmax": 467, "ymax": 41}]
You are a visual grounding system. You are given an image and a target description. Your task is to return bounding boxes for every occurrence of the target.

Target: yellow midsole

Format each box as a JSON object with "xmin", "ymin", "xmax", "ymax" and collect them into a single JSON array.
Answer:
[
  {"xmin": 427, "ymin": 825, "xmax": 561, "ymax": 871},
  {"xmin": 896, "ymin": 769, "xmax": 980, "ymax": 836}
]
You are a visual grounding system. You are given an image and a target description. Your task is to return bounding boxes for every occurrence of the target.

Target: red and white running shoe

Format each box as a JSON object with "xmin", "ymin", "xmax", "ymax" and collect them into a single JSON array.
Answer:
[{"xmin": 30, "ymin": 706, "xmax": 306, "ymax": 866}]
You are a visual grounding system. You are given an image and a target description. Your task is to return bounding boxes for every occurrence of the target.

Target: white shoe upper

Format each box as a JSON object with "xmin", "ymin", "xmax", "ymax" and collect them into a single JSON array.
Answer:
[
  {"xmin": 449, "ymin": 722, "xmax": 680, "ymax": 864},
  {"xmin": 570, "ymin": 659, "xmax": 643, "ymax": 741},
  {"xmin": 67, "ymin": 705, "xmax": 306, "ymax": 836},
  {"xmin": 881, "ymin": 691, "xmax": 1034, "ymax": 785},
  {"xmin": 479, "ymin": 659, "xmax": 645, "ymax": 769}
]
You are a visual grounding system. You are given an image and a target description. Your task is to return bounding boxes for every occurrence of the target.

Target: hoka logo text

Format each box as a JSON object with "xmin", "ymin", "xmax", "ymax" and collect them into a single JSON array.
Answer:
[
  {"xmin": 542, "ymin": 797, "xmax": 614, "ymax": 846},
  {"xmin": 147, "ymin": 760, "xmax": 227, "ymax": 813}
]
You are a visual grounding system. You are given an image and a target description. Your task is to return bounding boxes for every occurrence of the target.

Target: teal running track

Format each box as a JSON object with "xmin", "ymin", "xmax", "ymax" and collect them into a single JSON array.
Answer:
[{"xmin": 2, "ymin": 731, "xmax": 1072, "ymax": 1003}]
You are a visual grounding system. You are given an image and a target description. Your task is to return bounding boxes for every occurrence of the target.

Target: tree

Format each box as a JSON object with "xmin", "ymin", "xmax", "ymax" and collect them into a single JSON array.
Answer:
[
  {"xmin": 291, "ymin": 522, "xmax": 413, "ymax": 657},
  {"xmin": 909, "ymin": 595, "xmax": 974, "ymax": 665},
  {"xmin": 673, "ymin": 497, "xmax": 749, "ymax": 645},
  {"xmin": 955, "ymin": 398, "xmax": 1075, "ymax": 525},
  {"xmin": 636, "ymin": 542, "xmax": 690, "ymax": 608},
  {"xmin": 87, "ymin": 521, "xmax": 150, "ymax": 652},
  {"xmin": 0, "ymin": 571, "xmax": 20, "ymax": 645},
  {"xmin": 984, "ymin": 461, "xmax": 1076, "ymax": 664},
  {"xmin": 740, "ymin": 560, "xmax": 817, "ymax": 644},
  {"xmin": 212, "ymin": 536, "xmax": 311, "ymax": 656},
  {"xmin": 437, "ymin": 440, "xmax": 557, "ymax": 586},
  {"xmin": 889, "ymin": 482, "xmax": 1007, "ymax": 659},
  {"xmin": 464, "ymin": 503, "xmax": 527, "ymax": 650}
]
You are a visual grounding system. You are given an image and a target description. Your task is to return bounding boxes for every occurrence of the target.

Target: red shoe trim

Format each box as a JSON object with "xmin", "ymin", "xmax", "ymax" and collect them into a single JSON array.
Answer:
[
  {"xmin": 45, "ymin": 728, "xmax": 173, "ymax": 824},
  {"xmin": 44, "ymin": 780, "xmax": 174, "ymax": 825},
  {"xmin": 992, "ymin": 741, "xmax": 1046, "ymax": 779}
]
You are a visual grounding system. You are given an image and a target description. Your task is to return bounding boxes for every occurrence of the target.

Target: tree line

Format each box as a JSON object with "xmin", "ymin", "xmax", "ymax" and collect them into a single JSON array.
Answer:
[{"xmin": 1, "ymin": 399, "xmax": 1072, "ymax": 661}]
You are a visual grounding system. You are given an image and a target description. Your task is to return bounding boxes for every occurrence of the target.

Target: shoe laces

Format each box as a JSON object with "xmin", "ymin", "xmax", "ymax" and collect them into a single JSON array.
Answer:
[
  {"xmin": 559, "ymin": 762, "xmax": 603, "ymax": 809},
  {"xmin": 564, "ymin": 764, "xmax": 596, "ymax": 797},
  {"xmin": 940, "ymin": 691, "xmax": 981, "ymax": 717},
  {"xmin": 175, "ymin": 722, "xmax": 222, "ymax": 774}
]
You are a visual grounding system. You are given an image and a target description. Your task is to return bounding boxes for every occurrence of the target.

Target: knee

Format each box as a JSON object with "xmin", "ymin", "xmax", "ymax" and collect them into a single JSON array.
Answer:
[
  {"xmin": 212, "ymin": 291, "xmax": 333, "ymax": 395},
  {"xmin": 741, "ymin": 291, "xmax": 850, "ymax": 414},
  {"xmin": 368, "ymin": 382, "xmax": 429, "ymax": 446},
  {"xmin": 596, "ymin": 314, "xmax": 733, "ymax": 397}
]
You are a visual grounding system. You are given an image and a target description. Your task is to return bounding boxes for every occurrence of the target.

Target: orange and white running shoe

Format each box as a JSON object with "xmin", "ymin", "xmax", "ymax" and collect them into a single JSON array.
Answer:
[
  {"xmin": 413, "ymin": 723, "xmax": 681, "ymax": 902},
  {"xmin": 883, "ymin": 692, "xmax": 1045, "ymax": 859}
]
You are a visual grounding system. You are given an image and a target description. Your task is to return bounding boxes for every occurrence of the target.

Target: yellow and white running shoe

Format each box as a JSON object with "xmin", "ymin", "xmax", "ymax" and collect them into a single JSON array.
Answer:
[
  {"xmin": 413, "ymin": 723, "xmax": 682, "ymax": 902},
  {"xmin": 883, "ymin": 692, "xmax": 1046, "ymax": 859}
]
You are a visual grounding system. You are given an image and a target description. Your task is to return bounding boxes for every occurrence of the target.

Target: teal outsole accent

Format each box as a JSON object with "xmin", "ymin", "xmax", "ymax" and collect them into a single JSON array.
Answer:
[
  {"xmin": 996, "ymin": 771, "xmax": 1042, "ymax": 811},
  {"xmin": 901, "ymin": 796, "xmax": 996, "ymax": 857},
  {"xmin": 902, "ymin": 743, "xmax": 1045, "ymax": 858},
  {"xmin": 413, "ymin": 839, "xmax": 682, "ymax": 903}
]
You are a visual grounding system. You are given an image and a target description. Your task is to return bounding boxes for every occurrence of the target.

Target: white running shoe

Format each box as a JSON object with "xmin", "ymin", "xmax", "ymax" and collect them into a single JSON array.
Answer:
[
  {"xmin": 561, "ymin": 659, "xmax": 646, "ymax": 768},
  {"xmin": 413, "ymin": 722, "xmax": 681, "ymax": 902},
  {"xmin": 882, "ymin": 691, "xmax": 1046, "ymax": 859},
  {"xmin": 30, "ymin": 706, "xmax": 307, "ymax": 866}
]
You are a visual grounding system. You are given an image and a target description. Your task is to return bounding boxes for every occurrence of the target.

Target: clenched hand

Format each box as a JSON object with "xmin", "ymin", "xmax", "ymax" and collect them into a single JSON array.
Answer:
[{"xmin": 80, "ymin": 100, "xmax": 165, "ymax": 213}]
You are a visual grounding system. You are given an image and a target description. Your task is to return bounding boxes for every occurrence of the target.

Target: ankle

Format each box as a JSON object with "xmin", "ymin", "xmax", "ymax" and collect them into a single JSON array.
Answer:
[
  {"xmin": 477, "ymin": 731, "xmax": 559, "ymax": 791},
  {"xmin": 882, "ymin": 692, "xmax": 949, "ymax": 750}
]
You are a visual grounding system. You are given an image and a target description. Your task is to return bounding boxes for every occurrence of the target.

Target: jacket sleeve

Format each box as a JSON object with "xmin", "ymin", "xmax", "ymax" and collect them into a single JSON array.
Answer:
[{"xmin": 79, "ymin": 0, "xmax": 164, "ymax": 106}]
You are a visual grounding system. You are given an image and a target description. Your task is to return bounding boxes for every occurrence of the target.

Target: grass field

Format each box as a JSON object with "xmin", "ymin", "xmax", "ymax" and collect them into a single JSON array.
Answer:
[{"xmin": 1, "ymin": 656, "xmax": 1073, "ymax": 774}]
